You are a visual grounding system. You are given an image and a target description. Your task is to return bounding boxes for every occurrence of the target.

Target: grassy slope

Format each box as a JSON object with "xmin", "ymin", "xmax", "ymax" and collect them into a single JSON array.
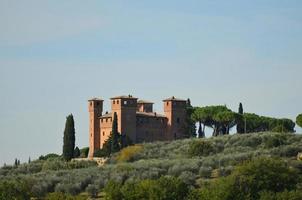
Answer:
[{"xmin": 1, "ymin": 132, "xmax": 302, "ymax": 197}]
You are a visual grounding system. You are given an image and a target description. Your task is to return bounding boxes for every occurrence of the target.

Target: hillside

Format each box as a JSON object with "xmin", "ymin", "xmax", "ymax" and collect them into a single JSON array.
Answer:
[{"xmin": 1, "ymin": 132, "xmax": 302, "ymax": 199}]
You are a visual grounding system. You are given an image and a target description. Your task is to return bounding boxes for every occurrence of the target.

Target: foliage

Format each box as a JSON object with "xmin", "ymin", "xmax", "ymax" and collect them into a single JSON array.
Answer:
[
  {"xmin": 263, "ymin": 133, "xmax": 287, "ymax": 148},
  {"xmin": 63, "ymin": 114, "xmax": 76, "ymax": 161},
  {"xmin": 185, "ymin": 98, "xmax": 197, "ymax": 138},
  {"xmin": 188, "ymin": 140, "xmax": 214, "ymax": 157},
  {"xmin": 39, "ymin": 153, "xmax": 60, "ymax": 161},
  {"xmin": 94, "ymin": 148, "xmax": 110, "ymax": 157},
  {"xmin": 104, "ymin": 181, "xmax": 123, "ymax": 200},
  {"xmin": 0, "ymin": 179, "xmax": 32, "ymax": 200},
  {"xmin": 111, "ymin": 112, "xmax": 121, "ymax": 153},
  {"xmin": 86, "ymin": 184, "xmax": 98, "ymax": 198},
  {"xmin": 45, "ymin": 192, "xmax": 86, "ymax": 200},
  {"xmin": 259, "ymin": 190, "xmax": 302, "ymax": 200},
  {"xmin": 236, "ymin": 103, "xmax": 244, "ymax": 134},
  {"xmin": 74, "ymin": 147, "xmax": 80, "ymax": 158},
  {"xmin": 296, "ymin": 114, "xmax": 302, "ymax": 128},
  {"xmin": 107, "ymin": 176, "xmax": 189, "ymax": 200},
  {"xmin": 192, "ymin": 107, "xmax": 208, "ymax": 138},
  {"xmin": 115, "ymin": 145, "xmax": 143, "ymax": 163},
  {"xmin": 192, "ymin": 105, "xmax": 238, "ymax": 136},
  {"xmin": 1, "ymin": 132, "xmax": 302, "ymax": 198},
  {"xmin": 79, "ymin": 147, "xmax": 89, "ymax": 158},
  {"xmin": 196, "ymin": 157, "xmax": 299, "ymax": 200},
  {"xmin": 243, "ymin": 113, "xmax": 295, "ymax": 133}
]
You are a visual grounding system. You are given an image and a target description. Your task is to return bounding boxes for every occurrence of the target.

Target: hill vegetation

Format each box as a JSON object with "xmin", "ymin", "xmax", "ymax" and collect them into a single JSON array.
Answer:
[{"xmin": 1, "ymin": 132, "xmax": 302, "ymax": 199}]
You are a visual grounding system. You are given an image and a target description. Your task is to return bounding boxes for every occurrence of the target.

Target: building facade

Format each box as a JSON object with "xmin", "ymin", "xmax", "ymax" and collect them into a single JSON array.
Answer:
[{"xmin": 88, "ymin": 95, "xmax": 187, "ymax": 158}]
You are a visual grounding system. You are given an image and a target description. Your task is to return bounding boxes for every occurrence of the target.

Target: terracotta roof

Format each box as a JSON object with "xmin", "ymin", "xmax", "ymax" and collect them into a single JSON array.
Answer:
[
  {"xmin": 163, "ymin": 96, "xmax": 186, "ymax": 102},
  {"xmin": 136, "ymin": 112, "xmax": 166, "ymax": 118},
  {"xmin": 100, "ymin": 112, "xmax": 112, "ymax": 118},
  {"xmin": 137, "ymin": 100, "xmax": 154, "ymax": 104},
  {"xmin": 88, "ymin": 97, "xmax": 103, "ymax": 101},
  {"xmin": 110, "ymin": 95, "xmax": 138, "ymax": 100}
]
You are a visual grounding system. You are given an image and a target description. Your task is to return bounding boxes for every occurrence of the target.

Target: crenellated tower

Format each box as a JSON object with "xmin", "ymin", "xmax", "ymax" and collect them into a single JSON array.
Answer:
[
  {"xmin": 163, "ymin": 96, "xmax": 187, "ymax": 140},
  {"xmin": 88, "ymin": 98, "xmax": 103, "ymax": 158},
  {"xmin": 111, "ymin": 95, "xmax": 137, "ymax": 143}
]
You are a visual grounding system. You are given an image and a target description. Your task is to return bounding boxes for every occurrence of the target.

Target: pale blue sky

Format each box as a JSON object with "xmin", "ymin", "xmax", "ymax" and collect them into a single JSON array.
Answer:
[{"xmin": 0, "ymin": 0, "xmax": 302, "ymax": 165}]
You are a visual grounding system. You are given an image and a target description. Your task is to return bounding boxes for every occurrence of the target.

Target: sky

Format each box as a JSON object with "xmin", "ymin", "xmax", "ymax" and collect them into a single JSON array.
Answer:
[{"xmin": 0, "ymin": 0, "xmax": 302, "ymax": 165}]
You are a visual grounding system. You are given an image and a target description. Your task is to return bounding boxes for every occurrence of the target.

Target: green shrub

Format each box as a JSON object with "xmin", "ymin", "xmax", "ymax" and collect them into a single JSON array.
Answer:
[
  {"xmin": 45, "ymin": 192, "xmax": 86, "ymax": 200},
  {"xmin": 104, "ymin": 181, "xmax": 123, "ymax": 200},
  {"xmin": 0, "ymin": 179, "xmax": 32, "ymax": 200},
  {"xmin": 39, "ymin": 153, "xmax": 60, "ymax": 161},
  {"xmin": 86, "ymin": 184, "xmax": 98, "ymax": 198},
  {"xmin": 199, "ymin": 166, "xmax": 212, "ymax": 178},
  {"xmin": 188, "ymin": 140, "xmax": 214, "ymax": 157},
  {"xmin": 260, "ymin": 190, "xmax": 302, "ymax": 200},
  {"xmin": 94, "ymin": 148, "xmax": 109, "ymax": 158},
  {"xmin": 198, "ymin": 157, "xmax": 299, "ymax": 200},
  {"xmin": 74, "ymin": 147, "xmax": 80, "ymax": 158},
  {"xmin": 264, "ymin": 133, "xmax": 287, "ymax": 148},
  {"xmin": 80, "ymin": 147, "xmax": 89, "ymax": 158},
  {"xmin": 115, "ymin": 145, "xmax": 143, "ymax": 163}
]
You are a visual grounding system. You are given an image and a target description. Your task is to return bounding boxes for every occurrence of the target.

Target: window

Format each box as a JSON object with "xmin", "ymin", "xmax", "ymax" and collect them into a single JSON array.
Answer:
[
  {"xmin": 124, "ymin": 100, "xmax": 127, "ymax": 105},
  {"xmin": 103, "ymin": 132, "xmax": 105, "ymax": 136},
  {"xmin": 117, "ymin": 100, "xmax": 119, "ymax": 104},
  {"xmin": 113, "ymin": 100, "xmax": 115, "ymax": 104},
  {"xmin": 101, "ymin": 119, "xmax": 103, "ymax": 122},
  {"xmin": 166, "ymin": 102, "xmax": 169, "ymax": 105},
  {"xmin": 106, "ymin": 118, "xmax": 108, "ymax": 122},
  {"xmin": 97, "ymin": 102, "xmax": 100, "ymax": 106},
  {"xmin": 90, "ymin": 102, "xmax": 92, "ymax": 106}
]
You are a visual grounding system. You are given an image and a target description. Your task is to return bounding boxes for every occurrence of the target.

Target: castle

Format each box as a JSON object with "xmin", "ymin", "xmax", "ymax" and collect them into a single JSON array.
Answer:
[{"xmin": 88, "ymin": 95, "xmax": 188, "ymax": 158}]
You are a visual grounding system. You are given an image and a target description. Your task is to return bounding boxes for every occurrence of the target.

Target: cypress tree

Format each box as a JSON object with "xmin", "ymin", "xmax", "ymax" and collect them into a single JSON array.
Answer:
[
  {"xmin": 239, "ymin": 103, "xmax": 243, "ymax": 115},
  {"xmin": 111, "ymin": 112, "xmax": 120, "ymax": 153},
  {"xmin": 185, "ymin": 98, "xmax": 197, "ymax": 138},
  {"xmin": 237, "ymin": 103, "xmax": 244, "ymax": 134},
  {"xmin": 63, "ymin": 114, "xmax": 76, "ymax": 161}
]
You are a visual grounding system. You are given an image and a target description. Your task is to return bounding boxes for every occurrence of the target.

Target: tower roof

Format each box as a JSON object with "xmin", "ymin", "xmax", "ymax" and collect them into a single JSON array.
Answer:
[
  {"xmin": 137, "ymin": 100, "xmax": 154, "ymax": 104},
  {"xmin": 136, "ymin": 112, "xmax": 166, "ymax": 118},
  {"xmin": 99, "ymin": 112, "xmax": 112, "ymax": 118},
  {"xmin": 110, "ymin": 95, "xmax": 138, "ymax": 100},
  {"xmin": 88, "ymin": 97, "xmax": 103, "ymax": 101},
  {"xmin": 163, "ymin": 96, "xmax": 186, "ymax": 102}
]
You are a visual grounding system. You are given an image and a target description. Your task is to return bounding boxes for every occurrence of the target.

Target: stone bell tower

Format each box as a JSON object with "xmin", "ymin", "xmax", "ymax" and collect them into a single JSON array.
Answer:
[{"xmin": 88, "ymin": 98, "xmax": 103, "ymax": 158}]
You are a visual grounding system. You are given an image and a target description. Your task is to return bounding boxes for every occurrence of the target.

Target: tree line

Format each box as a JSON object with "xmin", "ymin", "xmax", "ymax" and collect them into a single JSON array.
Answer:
[
  {"xmin": 189, "ymin": 102, "xmax": 301, "ymax": 137},
  {"xmin": 61, "ymin": 102, "xmax": 302, "ymax": 160}
]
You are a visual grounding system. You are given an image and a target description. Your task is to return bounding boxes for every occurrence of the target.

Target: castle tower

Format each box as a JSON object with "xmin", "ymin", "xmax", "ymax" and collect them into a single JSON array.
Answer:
[
  {"xmin": 111, "ymin": 95, "xmax": 137, "ymax": 143},
  {"xmin": 137, "ymin": 100, "xmax": 154, "ymax": 113},
  {"xmin": 88, "ymin": 98, "xmax": 103, "ymax": 158},
  {"xmin": 163, "ymin": 96, "xmax": 187, "ymax": 140}
]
